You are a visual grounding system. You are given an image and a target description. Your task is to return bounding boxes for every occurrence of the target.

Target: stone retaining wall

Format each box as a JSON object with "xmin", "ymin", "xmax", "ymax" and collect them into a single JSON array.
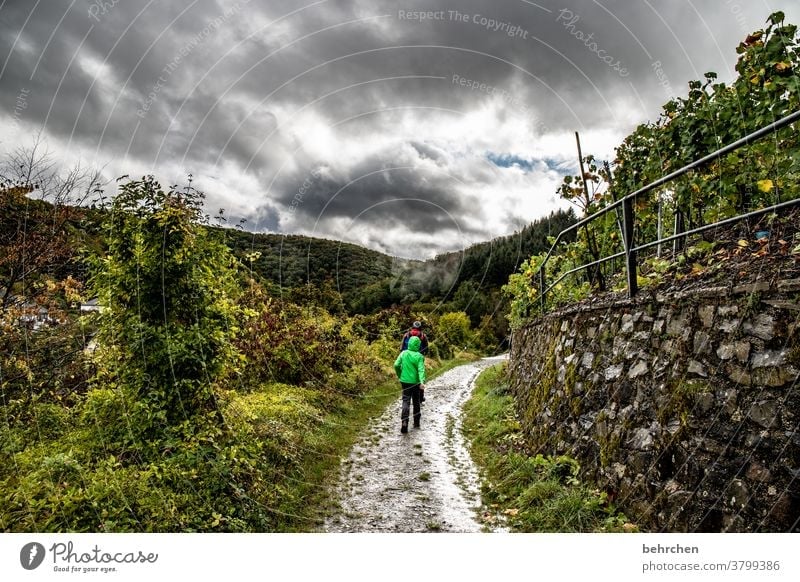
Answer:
[{"xmin": 508, "ymin": 279, "xmax": 800, "ymax": 531}]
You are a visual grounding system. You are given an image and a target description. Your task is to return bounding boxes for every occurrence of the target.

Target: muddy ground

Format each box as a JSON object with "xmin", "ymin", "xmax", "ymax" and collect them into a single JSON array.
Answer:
[{"xmin": 323, "ymin": 355, "xmax": 507, "ymax": 533}]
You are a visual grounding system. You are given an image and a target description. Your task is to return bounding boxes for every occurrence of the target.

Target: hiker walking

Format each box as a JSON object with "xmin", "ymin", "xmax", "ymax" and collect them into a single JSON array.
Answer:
[
  {"xmin": 394, "ymin": 335, "xmax": 426, "ymax": 434},
  {"xmin": 400, "ymin": 320, "xmax": 429, "ymax": 355}
]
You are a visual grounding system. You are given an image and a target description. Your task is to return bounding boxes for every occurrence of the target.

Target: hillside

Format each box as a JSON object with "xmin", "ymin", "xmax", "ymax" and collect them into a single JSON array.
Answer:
[
  {"xmin": 222, "ymin": 228, "xmax": 397, "ymax": 299},
  {"xmin": 222, "ymin": 209, "xmax": 576, "ymax": 308},
  {"xmin": 222, "ymin": 209, "xmax": 577, "ymax": 342}
]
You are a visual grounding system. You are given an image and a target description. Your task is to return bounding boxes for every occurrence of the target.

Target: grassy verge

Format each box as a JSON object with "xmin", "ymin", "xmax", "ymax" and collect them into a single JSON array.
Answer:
[
  {"xmin": 275, "ymin": 354, "xmax": 480, "ymax": 531},
  {"xmin": 462, "ymin": 363, "xmax": 636, "ymax": 532}
]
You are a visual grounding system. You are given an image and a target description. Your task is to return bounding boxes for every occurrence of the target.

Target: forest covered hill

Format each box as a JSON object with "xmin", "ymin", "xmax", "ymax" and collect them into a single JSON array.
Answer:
[{"xmin": 222, "ymin": 208, "xmax": 576, "ymax": 324}]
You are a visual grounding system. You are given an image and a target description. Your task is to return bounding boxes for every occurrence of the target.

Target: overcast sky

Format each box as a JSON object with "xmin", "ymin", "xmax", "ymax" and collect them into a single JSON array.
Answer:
[{"xmin": 1, "ymin": 0, "xmax": 797, "ymax": 259}]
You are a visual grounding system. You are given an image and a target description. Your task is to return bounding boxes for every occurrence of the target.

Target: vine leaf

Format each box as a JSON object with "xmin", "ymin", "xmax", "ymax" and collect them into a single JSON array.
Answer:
[{"xmin": 757, "ymin": 179, "xmax": 774, "ymax": 192}]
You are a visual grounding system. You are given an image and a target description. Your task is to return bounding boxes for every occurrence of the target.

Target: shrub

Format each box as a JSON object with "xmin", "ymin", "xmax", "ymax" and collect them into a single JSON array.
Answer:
[{"xmin": 88, "ymin": 177, "xmax": 241, "ymax": 436}]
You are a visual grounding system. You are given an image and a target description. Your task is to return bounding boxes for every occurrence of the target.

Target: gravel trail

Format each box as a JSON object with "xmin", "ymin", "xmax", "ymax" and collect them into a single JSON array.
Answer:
[{"xmin": 324, "ymin": 355, "xmax": 507, "ymax": 533}]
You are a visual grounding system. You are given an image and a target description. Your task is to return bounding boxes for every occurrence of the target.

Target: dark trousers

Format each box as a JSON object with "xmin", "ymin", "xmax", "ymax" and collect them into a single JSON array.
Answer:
[{"xmin": 401, "ymin": 382, "xmax": 421, "ymax": 426}]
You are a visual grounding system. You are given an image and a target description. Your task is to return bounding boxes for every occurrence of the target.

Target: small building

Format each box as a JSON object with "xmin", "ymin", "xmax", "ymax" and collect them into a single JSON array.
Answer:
[
  {"xmin": 18, "ymin": 303, "xmax": 56, "ymax": 330},
  {"xmin": 80, "ymin": 298, "xmax": 103, "ymax": 313}
]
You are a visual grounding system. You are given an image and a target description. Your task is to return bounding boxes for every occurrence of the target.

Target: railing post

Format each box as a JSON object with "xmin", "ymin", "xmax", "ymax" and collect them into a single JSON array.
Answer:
[
  {"xmin": 539, "ymin": 265, "xmax": 546, "ymax": 312},
  {"xmin": 673, "ymin": 209, "xmax": 686, "ymax": 253},
  {"xmin": 622, "ymin": 194, "xmax": 638, "ymax": 298}
]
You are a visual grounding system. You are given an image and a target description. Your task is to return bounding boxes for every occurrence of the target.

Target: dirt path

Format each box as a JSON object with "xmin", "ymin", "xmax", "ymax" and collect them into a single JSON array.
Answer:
[{"xmin": 324, "ymin": 355, "xmax": 507, "ymax": 533}]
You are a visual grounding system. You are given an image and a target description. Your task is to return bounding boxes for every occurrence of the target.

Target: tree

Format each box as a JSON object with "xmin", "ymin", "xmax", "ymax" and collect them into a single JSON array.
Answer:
[
  {"xmin": 89, "ymin": 176, "xmax": 240, "ymax": 437},
  {"xmin": 436, "ymin": 311, "xmax": 472, "ymax": 357},
  {"xmin": 0, "ymin": 140, "xmax": 100, "ymax": 309}
]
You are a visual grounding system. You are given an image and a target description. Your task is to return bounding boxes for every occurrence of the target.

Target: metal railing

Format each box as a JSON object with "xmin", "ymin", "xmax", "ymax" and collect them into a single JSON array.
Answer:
[{"xmin": 537, "ymin": 109, "xmax": 800, "ymax": 311}]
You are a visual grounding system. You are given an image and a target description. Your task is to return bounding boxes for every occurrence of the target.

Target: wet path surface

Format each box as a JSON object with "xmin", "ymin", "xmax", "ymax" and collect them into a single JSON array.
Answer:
[{"xmin": 324, "ymin": 355, "xmax": 507, "ymax": 533}]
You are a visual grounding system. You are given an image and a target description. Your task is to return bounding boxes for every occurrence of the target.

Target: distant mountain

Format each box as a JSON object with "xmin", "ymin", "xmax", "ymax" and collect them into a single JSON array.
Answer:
[
  {"xmin": 428, "ymin": 208, "xmax": 577, "ymax": 291},
  {"xmin": 221, "ymin": 208, "xmax": 577, "ymax": 318},
  {"xmin": 222, "ymin": 229, "xmax": 398, "ymax": 297}
]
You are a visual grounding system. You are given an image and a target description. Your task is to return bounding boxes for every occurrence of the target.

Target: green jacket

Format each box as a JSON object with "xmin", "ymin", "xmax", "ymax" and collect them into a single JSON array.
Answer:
[{"xmin": 394, "ymin": 336, "xmax": 426, "ymax": 384}]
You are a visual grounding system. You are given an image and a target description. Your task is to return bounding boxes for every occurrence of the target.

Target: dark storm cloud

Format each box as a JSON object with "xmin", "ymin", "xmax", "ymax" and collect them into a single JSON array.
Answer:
[
  {"xmin": 1, "ymin": 0, "xmax": 796, "ymax": 257},
  {"xmin": 272, "ymin": 150, "xmax": 473, "ymax": 232},
  {"xmin": 0, "ymin": 0, "xmax": 235, "ymax": 155}
]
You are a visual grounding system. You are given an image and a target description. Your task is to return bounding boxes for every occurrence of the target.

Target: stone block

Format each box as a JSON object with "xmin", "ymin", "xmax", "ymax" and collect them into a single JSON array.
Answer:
[
  {"xmin": 628, "ymin": 360, "xmax": 648, "ymax": 379},
  {"xmin": 726, "ymin": 364, "xmax": 751, "ymax": 386},
  {"xmin": 612, "ymin": 335, "xmax": 627, "ymax": 356},
  {"xmin": 719, "ymin": 319, "xmax": 741, "ymax": 333},
  {"xmin": 733, "ymin": 281, "xmax": 770, "ymax": 294},
  {"xmin": 578, "ymin": 413, "xmax": 595, "ymax": 430},
  {"xmin": 777, "ymin": 278, "xmax": 800, "ymax": 291},
  {"xmin": 735, "ymin": 341, "xmax": 750, "ymax": 363},
  {"xmin": 629, "ymin": 454, "xmax": 653, "ymax": 474},
  {"xmin": 716, "ymin": 343, "xmax": 735, "ymax": 360},
  {"xmin": 628, "ymin": 428, "xmax": 654, "ymax": 451},
  {"xmin": 747, "ymin": 400, "xmax": 779, "ymax": 428},
  {"xmin": 612, "ymin": 382, "xmax": 634, "ymax": 404},
  {"xmin": 695, "ymin": 392, "xmax": 714, "ymax": 414},
  {"xmin": 743, "ymin": 314, "xmax": 775, "ymax": 341},
  {"xmin": 687, "ymin": 360, "xmax": 708, "ymax": 378},
  {"xmin": 752, "ymin": 366, "xmax": 799, "ymax": 387},
  {"xmin": 604, "ymin": 364, "xmax": 623, "ymax": 381},
  {"xmin": 625, "ymin": 349, "xmax": 643, "ymax": 361},
  {"xmin": 698, "ymin": 305, "xmax": 715, "ymax": 328},
  {"xmin": 745, "ymin": 462, "xmax": 772, "ymax": 483},
  {"xmin": 701, "ymin": 438, "xmax": 725, "ymax": 454},
  {"xmin": 718, "ymin": 388, "xmax": 738, "ymax": 415},
  {"xmin": 621, "ymin": 313, "xmax": 635, "ymax": 333},
  {"xmin": 667, "ymin": 310, "xmax": 690, "ymax": 337},
  {"xmin": 762, "ymin": 299, "xmax": 800, "ymax": 311},
  {"xmin": 693, "ymin": 331, "xmax": 711, "ymax": 355},
  {"xmin": 750, "ymin": 349, "xmax": 789, "ymax": 369},
  {"xmin": 665, "ymin": 418, "xmax": 681, "ymax": 434},
  {"xmin": 726, "ymin": 479, "xmax": 749, "ymax": 509}
]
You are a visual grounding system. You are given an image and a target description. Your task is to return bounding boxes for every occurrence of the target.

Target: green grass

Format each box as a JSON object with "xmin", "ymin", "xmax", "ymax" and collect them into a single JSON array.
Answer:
[{"xmin": 462, "ymin": 363, "xmax": 636, "ymax": 532}]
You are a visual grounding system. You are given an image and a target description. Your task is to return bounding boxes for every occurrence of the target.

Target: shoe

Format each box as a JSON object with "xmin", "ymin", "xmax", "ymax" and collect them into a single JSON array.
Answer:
[
  {"xmin": 401, "ymin": 422, "xmax": 408, "ymax": 434},
  {"xmin": 413, "ymin": 421, "xmax": 420, "ymax": 429},
  {"xmin": 421, "ymin": 393, "xmax": 426, "ymax": 403}
]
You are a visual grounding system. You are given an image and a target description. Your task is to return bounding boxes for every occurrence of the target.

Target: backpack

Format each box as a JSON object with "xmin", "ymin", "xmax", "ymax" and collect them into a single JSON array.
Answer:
[{"xmin": 402, "ymin": 328, "xmax": 426, "ymax": 352}]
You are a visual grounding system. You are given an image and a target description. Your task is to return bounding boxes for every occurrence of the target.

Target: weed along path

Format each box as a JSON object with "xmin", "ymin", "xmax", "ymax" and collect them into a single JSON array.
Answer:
[{"xmin": 324, "ymin": 355, "xmax": 508, "ymax": 533}]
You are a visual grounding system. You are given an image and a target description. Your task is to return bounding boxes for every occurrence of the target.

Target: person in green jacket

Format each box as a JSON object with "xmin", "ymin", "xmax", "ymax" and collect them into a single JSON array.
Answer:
[{"xmin": 393, "ymin": 335, "xmax": 426, "ymax": 434}]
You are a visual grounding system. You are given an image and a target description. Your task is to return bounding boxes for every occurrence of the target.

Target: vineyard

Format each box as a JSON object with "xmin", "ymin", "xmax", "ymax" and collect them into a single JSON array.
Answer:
[{"xmin": 505, "ymin": 12, "xmax": 800, "ymax": 323}]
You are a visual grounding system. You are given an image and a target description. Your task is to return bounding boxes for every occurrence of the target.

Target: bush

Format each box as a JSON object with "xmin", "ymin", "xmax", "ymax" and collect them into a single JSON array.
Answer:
[
  {"xmin": 434, "ymin": 311, "xmax": 472, "ymax": 357},
  {"xmin": 88, "ymin": 177, "xmax": 241, "ymax": 435}
]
